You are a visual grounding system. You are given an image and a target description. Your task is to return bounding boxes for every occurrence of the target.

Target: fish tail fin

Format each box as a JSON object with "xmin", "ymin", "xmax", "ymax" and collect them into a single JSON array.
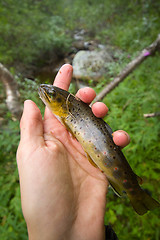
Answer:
[{"xmin": 128, "ymin": 188, "xmax": 160, "ymax": 215}]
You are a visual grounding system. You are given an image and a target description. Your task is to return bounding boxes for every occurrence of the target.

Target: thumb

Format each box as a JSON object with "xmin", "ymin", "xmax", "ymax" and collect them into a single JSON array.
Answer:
[{"xmin": 19, "ymin": 100, "xmax": 44, "ymax": 146}]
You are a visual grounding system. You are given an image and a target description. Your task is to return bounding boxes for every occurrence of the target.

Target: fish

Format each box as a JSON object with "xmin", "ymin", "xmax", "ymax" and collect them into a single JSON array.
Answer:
[{"xmin": 38, "ymin": 84, "xmax": 160, "ymax": 215}]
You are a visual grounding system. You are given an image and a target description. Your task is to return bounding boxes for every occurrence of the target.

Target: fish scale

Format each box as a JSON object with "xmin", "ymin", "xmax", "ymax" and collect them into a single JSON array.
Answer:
[{"xmin": 38, "ymin": 84, "xmax": 160, "ymax": 215}]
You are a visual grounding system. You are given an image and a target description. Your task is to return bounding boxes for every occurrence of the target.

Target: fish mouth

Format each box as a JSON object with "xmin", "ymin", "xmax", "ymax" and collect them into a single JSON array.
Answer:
[{"xmin": 38, "ymin": 86, "xmax": 51, "ymax": 103}]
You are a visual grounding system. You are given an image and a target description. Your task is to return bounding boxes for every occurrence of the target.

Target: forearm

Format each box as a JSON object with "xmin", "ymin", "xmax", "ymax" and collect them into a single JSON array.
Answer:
[
  {"xmin": 27, "ymin": 224, "xmax": 62, "ymax": 240},
  {"xmin": 27, "ymin": 214, "xmax": 106, "ymax": 240},
  {"xmin": 28, "ymin": 225, "xmax": 118, "ymax": 240}
]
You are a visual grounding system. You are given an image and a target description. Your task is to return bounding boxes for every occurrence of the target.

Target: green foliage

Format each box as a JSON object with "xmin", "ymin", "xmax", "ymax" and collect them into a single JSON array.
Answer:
[
  {"xmin": 0, "ymin": 118, "xmax": 27, "ymax": 239},
  {"xmin": 1, "ymin": 0, "xmax": 159, "ymax": 68},
  {"xmin": 97, "ymin": 1, "xmax": 160, "ymax": 51},
  {"xmin": 0, "ymin": 0, "xmax": 71, "ymax": 66},
  {"xmin": 17, "ymin": 76, "xmax": 44, "ymax": 109},
  {"xmin": 0, "ymin": 78, "xmax": 42, "ymax": 239},
  {"xmin": 98, "ymin": 54, "xmax": 160, "ymax": 240},
  {"xmin": 0, "ymin": 168, "xmax": 27, "ymax": 240}
]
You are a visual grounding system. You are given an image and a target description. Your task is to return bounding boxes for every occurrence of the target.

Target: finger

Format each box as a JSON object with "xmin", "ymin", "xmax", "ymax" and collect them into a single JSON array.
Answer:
[
  {"xmin": 44, "ymin": 106, "xmax": 56, "ymax": 121},
  {"xmin": 53, "ymin": 64, "xmax": 73, "ymax": 90},
  {"xmin": 112, "ymin": 130, "xmax": 130, "ymax": 148},
  {"xmin": 44, "ymin": 64, "xmax": 73, "ymax": 120},
  {"xmin": 91, "ymin": 102, "xmax": 108, "ymax": 118},
  {"xmin": 20, "ymin": 100, "xmax": 44, "ymax": 145},
  {"xmin": 76, "ymin": 88, "xmax": 108, "ymax": 118},
  {"xmin": 43, "ymin": 106, "xmax": 64, "ymax": 134},
  {"xmin": 76, "ymin": 87, "xmax": 96, "ymax": 104}
]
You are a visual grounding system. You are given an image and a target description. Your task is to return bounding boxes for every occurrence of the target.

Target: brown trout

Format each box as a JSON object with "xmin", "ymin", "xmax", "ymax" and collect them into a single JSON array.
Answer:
[{"xmin": 38, "ymin": 84, "xmax": 160, "ymax": 215}]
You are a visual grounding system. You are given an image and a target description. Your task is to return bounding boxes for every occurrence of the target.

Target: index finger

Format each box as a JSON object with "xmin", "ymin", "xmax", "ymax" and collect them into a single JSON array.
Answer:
[
  {"xmin": 44, "ymin": 64, "xmax": 73, "ymax": 119},
  {"xmin": 53, "ymin": 64, "xmax": 73, "ymax": 90},
  {"xmin": 19, "ymin": 100, "xmax": 44, "ymax": 146}
]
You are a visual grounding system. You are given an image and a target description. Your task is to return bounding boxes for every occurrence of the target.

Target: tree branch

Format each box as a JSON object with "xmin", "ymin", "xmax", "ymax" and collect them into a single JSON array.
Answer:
[
  {"xmin": 94, "ymin": 34, "xmax": 160, "ymax": 102},
  {"xmin": 0, "ymin": 63, "xmax": 23, "ymax": 120},
  {"xmin": 143, "ymin": 112, "xmax": 160, "ymax": 118}
]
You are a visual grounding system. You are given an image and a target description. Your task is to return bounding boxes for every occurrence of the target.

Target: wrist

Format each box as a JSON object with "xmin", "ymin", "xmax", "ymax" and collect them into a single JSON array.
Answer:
[{"xmin": 27, "ymin": 224, "xmax": 61, "ymax": 240}]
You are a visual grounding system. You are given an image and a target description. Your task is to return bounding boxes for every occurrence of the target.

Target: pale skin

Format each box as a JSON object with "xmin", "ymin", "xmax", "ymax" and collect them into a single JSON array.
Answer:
[{"xmin": 16, "ymin": 64, "xmax": 130, "ymax": 240}]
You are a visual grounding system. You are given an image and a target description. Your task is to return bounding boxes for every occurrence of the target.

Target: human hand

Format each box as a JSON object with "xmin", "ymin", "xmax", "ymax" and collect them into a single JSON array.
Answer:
[{"xmin": 16, "ymin": 64, "xmax": 130, "ymax": 240}]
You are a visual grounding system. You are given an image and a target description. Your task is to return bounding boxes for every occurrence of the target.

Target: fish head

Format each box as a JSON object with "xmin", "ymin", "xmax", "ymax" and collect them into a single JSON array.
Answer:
[{"xmin": 38, "ymin": 84, "xmax": 70, "ymax": 117}]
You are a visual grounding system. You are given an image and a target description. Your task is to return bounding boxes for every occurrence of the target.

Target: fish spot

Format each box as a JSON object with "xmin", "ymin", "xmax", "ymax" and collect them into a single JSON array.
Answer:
[
  {"xmin": 123, "ymin": 179, "xmax": 127, "ymax": 183},
  {"xmin": 104, "ymin": 159, "xmax": 113, "ymax": 167},
  {"xmin": 113, "ymin": 167, "xmax": 121, "ymax": 178},
  {"xmin": 110, "ymin": 145, "xmax": 113, "ymax": 148},
  {"xmin": 94, "ymin": 147, "xmax": 97, "ymax": 150},
  {"xmin": 123, "ymin": 180, "xmax": 131, "ymax": 189},
  {"xmin": 57, "ymin": 97, "xmax": 62, "ymax": 102},
  {"xmin": 132, "ymin": 181, "xmax": 136, "ymax": 186},
  {"xmin": 113, "ymin": 156, "xmax": 116, "ymax": 159}
]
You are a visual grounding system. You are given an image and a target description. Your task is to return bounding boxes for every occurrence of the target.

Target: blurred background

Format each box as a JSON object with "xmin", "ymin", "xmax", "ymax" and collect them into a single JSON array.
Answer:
[{"xmin": 0, "ymin": 0, "xmax": 160, "ymax": 239}]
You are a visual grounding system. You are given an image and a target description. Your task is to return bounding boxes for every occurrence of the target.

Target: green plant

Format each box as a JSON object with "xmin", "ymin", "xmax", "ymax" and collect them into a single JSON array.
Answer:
[{"xmin": 97, "ymin": 54, "xmax": 160, "ymax": 240}]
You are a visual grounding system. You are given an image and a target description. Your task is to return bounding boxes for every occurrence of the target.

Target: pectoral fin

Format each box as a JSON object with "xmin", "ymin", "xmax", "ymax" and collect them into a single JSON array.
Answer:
[
  {"xmin": 108, "ymin": 179, "xmax": 123, "ymax": 197},
  {"xmin": 86, "ymin": 153, "xmax": 98, "ymax": 168},
  {"xmin": 61, "ymin": 118, "xmax": 76, "ymax": 138}
]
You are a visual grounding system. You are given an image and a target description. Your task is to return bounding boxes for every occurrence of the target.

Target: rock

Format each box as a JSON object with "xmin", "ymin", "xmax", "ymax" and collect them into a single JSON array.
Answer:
[
  {"xmin": 73, "ymin": 29, "xmax": 87, "ymax": 41},
  {"xmin": 72, "ymin": 49, "xmax": 113, "ymax": 80}
]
